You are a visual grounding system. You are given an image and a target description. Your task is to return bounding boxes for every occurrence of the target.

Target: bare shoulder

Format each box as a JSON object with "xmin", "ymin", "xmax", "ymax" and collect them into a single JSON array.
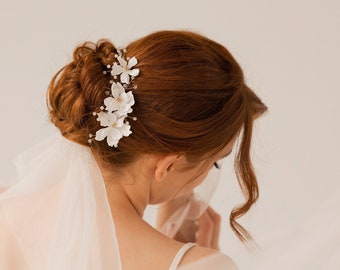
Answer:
[{"xmin": 179, "ymin": 246, "xmax": 238, "ymax": 270}]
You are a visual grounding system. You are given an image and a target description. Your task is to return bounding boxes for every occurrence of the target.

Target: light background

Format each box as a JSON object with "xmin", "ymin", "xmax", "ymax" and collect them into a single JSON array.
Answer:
[{"xmin": 0, "ymin": 0, "xmax": 339, "ymax": 268}]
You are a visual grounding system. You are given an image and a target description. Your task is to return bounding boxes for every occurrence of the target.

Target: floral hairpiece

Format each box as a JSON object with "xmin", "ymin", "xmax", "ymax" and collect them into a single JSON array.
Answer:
[{"xmin": 89, "ymin": 48, "xmax": 139, "ymax": 148}]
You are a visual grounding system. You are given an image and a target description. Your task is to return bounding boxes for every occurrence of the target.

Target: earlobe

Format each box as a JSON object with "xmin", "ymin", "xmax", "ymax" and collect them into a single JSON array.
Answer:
[{"xmin": 154, "ymin": 154, "xmax": 179, "ymax": 182}]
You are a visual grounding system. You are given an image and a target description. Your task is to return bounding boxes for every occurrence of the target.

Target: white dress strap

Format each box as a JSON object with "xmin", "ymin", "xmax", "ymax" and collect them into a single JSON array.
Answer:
[{"xmin": 169, "ymin": 242, "xmax": 197, "ymax": 270}]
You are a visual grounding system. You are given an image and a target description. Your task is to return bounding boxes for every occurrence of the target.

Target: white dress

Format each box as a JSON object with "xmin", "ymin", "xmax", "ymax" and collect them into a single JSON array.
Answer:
[
  {"xmin": 171, "ymin": 243, "xmax": 238, "ymax": 270},
  {"xmin": 178, "ymin": 251, "xmax": 238, "ymax": 270}
]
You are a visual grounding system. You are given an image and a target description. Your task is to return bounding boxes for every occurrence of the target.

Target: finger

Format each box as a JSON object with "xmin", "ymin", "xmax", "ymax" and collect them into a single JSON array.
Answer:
[
  {"xmin": 196, "ymin": 211, "xmax": 214, "ymax": 248},
  {"xmin": 206, "ymin": 207, "xmax": 221, "ymax": 250},
  {"xmin": 174, "ymin": 219, "xmax": 198, "ymax": 243}
]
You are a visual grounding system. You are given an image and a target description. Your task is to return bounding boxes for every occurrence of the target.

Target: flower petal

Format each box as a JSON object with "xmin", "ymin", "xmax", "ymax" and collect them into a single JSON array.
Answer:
[
  {"xmin": 120, "ymin": 72, "xmax": 130, "ymax": 84},
  {"xmin": 128, "ymin": 57, "xmax": 138, "ymax": 68},
  {"xmin": 107, "ymin": 128, "xmax": 123, "ymax": 147},
  {"xmin": 96, "ymin": 111, "xmax": 116, "ymax": 127},
  {"xmin": 108, "ymin": 139, "xmax": 119, "ymax": 148},
  {"xmin": 119, "ymin": 123, "xmax": 132, "ymax": 137},
  {"xmin": 119, "ymin": 92, "xmax": 129, "ymax": 103},
  {"xmin": 95, "ymin": 127, "xmax": 110, "ymax": 141},
  {"xmin": 128, "ymin": 68, "xmax": 139, "ymax": 77},
  {"xmin": 111, "ymin": 63, "xmax": 124, "ymax": 76},
  {"xmin": 115, "ymin": 116, "xmax": 125, "ymax": 127},
  {"xmin": 126, "ymin": 91, "xmax": 135, "ymax": 107},
  {"xmin": 111, "ymin": 82, "xmax": 125, "ymax": 97},
  {"xmin": 117, "ymin": 56, "xmax": 127, "ymax": 67},
  {"xmin": 116, "ymin": 105, "xmax": 129, "ymax": 115},
  {"xmin": 104, "ymin": 97, "xmax": 119, "ymax": 112}
]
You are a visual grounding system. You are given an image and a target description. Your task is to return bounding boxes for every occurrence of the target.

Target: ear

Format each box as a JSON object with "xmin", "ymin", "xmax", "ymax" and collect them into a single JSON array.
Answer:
[{"xmin": 154, "ymin": 154, "xmax": 179, "ymax": 182}]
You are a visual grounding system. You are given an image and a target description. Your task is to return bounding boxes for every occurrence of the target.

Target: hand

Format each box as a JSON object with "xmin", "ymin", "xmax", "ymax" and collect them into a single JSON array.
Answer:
[
  {"xmin": 157, "ymin": 195, "xmax": 221, "ymax": 250},
  {"xmin": 172, "ymin": 206, "xmax": 221, "ymax": 250},
  {"xmin": 195, "ymin": 206, "xmax": 221, "ymax": 250}
]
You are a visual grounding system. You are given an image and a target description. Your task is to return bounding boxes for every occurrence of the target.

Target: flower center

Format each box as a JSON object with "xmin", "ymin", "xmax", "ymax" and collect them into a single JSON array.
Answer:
[{"xmin": 111, "ymin": 122, "xmax": 117, "ymax": 128}]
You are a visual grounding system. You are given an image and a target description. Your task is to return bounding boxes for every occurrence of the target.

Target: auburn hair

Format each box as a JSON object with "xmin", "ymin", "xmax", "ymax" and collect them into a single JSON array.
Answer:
[{"xmin": 47, "ymin": 30, "xmax": 267, "ymax": 243}]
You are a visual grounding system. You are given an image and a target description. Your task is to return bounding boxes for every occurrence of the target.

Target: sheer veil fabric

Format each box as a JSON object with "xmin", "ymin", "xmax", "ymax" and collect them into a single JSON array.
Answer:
[{"xmin": 0, "ymin": 135, "xmax": 121, "ymax": 269}]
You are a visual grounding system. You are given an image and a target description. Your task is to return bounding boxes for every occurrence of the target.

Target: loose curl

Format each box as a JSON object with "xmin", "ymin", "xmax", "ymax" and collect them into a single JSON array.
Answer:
[{"xmin": 47, "ymin": 30, "xmax": 267, "ymax": 243}]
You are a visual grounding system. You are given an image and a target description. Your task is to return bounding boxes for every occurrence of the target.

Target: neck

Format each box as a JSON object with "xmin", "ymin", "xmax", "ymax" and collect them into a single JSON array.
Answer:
[
  {"xmin": 96, "ymin": 157, "xmax": 153, "ymax": 218},
  {"xmin": 93, "ymin": 153, "xmax": 158, "ymax": 219},
  {"xmin": 105, "ymin": 181, "xmax": 148, "ymax": 218}
]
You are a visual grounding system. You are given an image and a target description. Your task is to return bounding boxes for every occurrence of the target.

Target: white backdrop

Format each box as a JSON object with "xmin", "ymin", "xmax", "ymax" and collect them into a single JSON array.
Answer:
[{"xmin": 1, "ymin": 0, "xmax": 339, "ymax": 268}]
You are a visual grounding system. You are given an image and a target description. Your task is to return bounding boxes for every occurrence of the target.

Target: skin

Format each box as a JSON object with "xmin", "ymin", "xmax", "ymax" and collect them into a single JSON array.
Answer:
[{"xmin": 99, "ymin": 136, "xmax": 238, "ymax": 270}]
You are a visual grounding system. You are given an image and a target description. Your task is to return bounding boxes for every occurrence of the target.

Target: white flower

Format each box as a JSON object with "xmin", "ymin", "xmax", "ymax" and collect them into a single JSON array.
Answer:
[
  {"xmin": 111, "ymin": 56, "xmax": 140, "ymax": 84},
  {"xmin": 94, "ymin": 111, "xmax": 132, "ymax": 148},
  {"xmin": 91, "ymin": 49, "xmax": 139, "ymax": 148},
  {"xmin": 104, "ymin": 82, "xmax": 135, "ymax": 115}
]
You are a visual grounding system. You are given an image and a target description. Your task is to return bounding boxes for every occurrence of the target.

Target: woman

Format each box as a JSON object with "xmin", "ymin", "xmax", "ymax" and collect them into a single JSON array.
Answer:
[{"xmin": 0, "ymin": 30, "xmax": 267, "ymax": 269}]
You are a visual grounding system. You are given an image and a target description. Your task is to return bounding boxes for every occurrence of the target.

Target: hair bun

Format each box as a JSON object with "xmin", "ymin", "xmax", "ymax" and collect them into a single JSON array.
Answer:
[{"xmin": 48, "ymin": 40, "xmax": 117, "ymax": 145}]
